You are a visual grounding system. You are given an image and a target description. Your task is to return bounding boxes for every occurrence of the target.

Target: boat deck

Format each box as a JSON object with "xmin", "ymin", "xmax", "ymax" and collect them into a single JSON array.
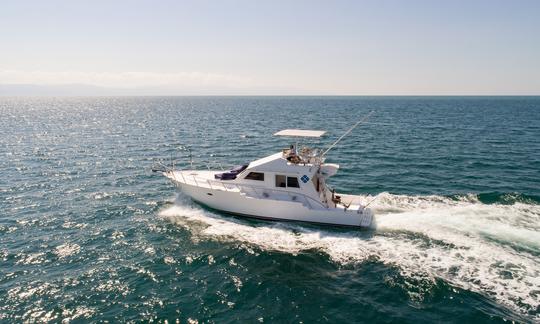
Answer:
[{"xmin": 166, "ymin": 170, "xmax": 371, "ymax": 221}]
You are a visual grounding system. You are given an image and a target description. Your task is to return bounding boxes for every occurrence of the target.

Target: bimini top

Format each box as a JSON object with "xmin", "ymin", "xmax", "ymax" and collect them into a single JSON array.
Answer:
[{"xmin": 273, "ymin": 129, "xmax": 326, "ymax": 138}]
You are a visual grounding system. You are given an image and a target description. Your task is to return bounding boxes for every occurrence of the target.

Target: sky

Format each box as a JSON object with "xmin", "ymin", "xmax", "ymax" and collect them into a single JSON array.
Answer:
[{"xmin": 1, "ymin": 0, "xmax": 539, "ymax": 95}]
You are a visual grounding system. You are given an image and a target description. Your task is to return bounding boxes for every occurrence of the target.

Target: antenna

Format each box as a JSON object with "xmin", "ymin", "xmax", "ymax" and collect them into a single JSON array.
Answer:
[{"xmin": 321, "ymin": 110, "xmax": 374, "ymax": 157}]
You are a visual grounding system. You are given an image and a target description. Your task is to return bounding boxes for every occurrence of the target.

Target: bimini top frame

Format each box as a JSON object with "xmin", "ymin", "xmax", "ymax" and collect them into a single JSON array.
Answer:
[{"xmin": 273, "ymin": 129, "xmax": 326, "ymax": 138}]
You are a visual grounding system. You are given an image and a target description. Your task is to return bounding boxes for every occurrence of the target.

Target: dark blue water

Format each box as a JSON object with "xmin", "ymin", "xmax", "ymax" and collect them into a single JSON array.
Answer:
[{"xmin": 1, "ymin": 96, "xmax": 539, "ymax": 323}]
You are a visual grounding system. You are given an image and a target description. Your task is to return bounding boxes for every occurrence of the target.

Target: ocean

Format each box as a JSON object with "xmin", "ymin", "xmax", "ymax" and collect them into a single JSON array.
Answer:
[{"xmin": 1, "ymin": 96, "xmax": 539, "ymax": 323}]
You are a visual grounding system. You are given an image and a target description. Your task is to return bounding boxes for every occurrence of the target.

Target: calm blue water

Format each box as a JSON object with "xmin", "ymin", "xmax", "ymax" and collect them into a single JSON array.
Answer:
[{"xmin": 1, "ymin": 96, "xmax": 539, "ymax": 323}]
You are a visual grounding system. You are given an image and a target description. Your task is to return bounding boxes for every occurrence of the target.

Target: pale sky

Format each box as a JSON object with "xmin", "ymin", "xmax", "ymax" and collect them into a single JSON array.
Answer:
[{"xmin": 1, "ymin": 0, "xmax": 539, "ymax": 95}]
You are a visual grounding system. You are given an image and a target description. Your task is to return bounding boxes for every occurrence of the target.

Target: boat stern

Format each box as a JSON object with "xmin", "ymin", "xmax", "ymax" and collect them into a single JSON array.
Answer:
[{"xmin": 358, "ymin": 207, "xmax": 374, "ymax": 228}]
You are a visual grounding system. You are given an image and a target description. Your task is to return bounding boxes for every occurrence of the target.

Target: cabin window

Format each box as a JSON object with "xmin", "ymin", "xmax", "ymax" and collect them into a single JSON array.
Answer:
[
  {"xmin": 275, "ymin": 175, "xmax": 300, "ymax": 188},
  {"xmin": 245, "ymin": 172, "xmax": 264, "ymax": 181},
  {"xmin": 275, "ymin": 175, "xmax": 286, "ymax": 187},
  {"xmin": 287, "ymin": 176, "xmax": 300, "ymax": 188}
]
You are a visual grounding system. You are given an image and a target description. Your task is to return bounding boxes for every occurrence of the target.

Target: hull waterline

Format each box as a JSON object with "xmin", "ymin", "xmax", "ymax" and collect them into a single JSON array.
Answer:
[{"xmin": 174, "ymin": 180, "xmax": 373, "ymax": 228}]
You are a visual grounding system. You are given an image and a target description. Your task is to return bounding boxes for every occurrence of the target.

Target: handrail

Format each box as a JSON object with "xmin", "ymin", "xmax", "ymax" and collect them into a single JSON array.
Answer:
[
  {"xmin": 173, "ymin": 171, "xmax": 327, "ymax": 209},
  {"xmin": 158, "ymin": 156, "xmax": 327, "ymax": 209}
]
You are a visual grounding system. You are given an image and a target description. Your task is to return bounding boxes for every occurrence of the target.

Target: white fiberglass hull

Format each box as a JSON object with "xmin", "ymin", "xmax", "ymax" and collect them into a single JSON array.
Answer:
[{"xmin": 174, "ymin": 181, "xmax": 373, "ymax": 228}]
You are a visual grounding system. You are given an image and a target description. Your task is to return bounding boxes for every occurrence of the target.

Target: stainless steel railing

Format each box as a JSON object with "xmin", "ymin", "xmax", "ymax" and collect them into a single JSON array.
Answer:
[{"xmin": 171, "ymin": 171, "xmax": 327, "ymax": 210}]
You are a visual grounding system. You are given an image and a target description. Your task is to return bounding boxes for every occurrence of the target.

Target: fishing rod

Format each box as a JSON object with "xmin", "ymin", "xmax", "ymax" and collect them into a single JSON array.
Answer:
[{"xmin": 321, "ymin": 110, "xmax": 375, "ymax": 157}]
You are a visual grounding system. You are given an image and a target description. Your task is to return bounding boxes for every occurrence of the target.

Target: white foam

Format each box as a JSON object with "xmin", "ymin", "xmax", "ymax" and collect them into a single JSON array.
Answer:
[{"xmin": 159, "ymin": 193, "xmax": 540, "ymax": 319}]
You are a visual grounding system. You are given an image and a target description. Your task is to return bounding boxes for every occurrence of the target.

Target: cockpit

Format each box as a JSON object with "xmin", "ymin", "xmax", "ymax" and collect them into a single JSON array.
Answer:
[
  {"xmin": 282, "ymin": 145, "xmax": 320, "ymax": 165},
  {"xmin": 274, "ymin": 129, "xmax": 326, "ymax": 165}
]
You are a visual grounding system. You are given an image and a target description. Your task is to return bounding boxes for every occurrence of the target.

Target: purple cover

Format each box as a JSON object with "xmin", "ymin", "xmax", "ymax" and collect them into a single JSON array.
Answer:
[{"xmin": 214, "ymin": 164, "xmax": 248, "ymax": 180}]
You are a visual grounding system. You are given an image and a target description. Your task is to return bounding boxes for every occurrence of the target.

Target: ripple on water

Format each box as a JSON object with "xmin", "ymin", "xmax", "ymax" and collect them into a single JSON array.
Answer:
[
  {"xmin": 54, "ymin": 243, "xmax": 81, "ymax": 259},
  {"xmin": 2, "ymin": 96, "xmax": 539, "ymax": 322}
]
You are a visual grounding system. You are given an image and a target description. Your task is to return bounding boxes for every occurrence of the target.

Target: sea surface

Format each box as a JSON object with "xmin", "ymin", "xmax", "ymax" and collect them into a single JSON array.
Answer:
[{"xmin": 1, "ymin": 96, "xmax": 539, "ymax": 323}]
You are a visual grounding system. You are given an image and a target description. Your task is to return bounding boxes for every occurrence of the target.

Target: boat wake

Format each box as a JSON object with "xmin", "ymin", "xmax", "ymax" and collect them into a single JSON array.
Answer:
[{"xmin": 159, "ymin": 192, "xmax": 540, "ymax": 320}]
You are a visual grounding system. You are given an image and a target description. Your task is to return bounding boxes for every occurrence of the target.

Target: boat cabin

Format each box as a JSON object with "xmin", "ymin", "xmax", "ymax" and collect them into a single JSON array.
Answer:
[{"xmin": 211, "ymin": 129, "xmax": 341, "ymax": 208}]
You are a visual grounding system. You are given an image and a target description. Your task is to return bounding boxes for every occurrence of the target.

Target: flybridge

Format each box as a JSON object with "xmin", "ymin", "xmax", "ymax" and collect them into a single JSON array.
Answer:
[
  {"xmin": 273, "ymin": 129, "xmax": 326, "ymax": 138},
  {"xmin": 273, "ymin": 110, "xmax": 374, "ymax": 157}
]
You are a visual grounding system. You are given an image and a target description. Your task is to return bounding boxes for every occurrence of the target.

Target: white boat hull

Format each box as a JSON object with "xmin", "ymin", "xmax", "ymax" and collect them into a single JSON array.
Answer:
[{"xmin": 175, "ymin": 181, "xmax": 373, "ymax": 228}]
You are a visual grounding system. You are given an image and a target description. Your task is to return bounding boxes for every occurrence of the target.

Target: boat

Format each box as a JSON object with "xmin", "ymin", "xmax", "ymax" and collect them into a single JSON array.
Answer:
[{"xmin": 156, "ymin": 114, "xmax": 375, "ymax": 228}]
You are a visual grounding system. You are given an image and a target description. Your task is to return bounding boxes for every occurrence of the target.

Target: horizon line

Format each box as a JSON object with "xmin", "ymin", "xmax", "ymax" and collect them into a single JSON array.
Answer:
[{"xmin": 1, "ymin": 94, "xmax": 540, "ymax": 97}]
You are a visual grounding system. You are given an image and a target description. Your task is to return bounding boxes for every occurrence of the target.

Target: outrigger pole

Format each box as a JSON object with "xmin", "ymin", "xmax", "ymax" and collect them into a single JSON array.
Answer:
[{"xmin": 321, "ymin": 110, "xmax": 375, "ymax": 157}]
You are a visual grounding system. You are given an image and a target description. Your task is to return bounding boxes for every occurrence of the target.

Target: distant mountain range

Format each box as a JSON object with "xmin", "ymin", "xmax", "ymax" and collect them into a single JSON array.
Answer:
[
  {"xmin": 0, "ymin": 83, "xmax": 308, "ymax": 96},
  {"xmin": 3, "ymin": 84, "xmax": 537, "ymax": 96},
  {"xmin": 0, "ymin": 84, "xmax": 132, "ymax": 96}
]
